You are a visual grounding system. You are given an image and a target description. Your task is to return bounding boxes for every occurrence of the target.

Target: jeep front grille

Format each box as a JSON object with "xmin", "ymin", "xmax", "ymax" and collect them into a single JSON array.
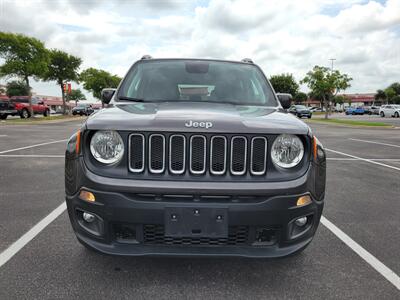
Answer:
[{"xmin": 129, "ymin": 133, "xmax": 268, "ymax": 176}]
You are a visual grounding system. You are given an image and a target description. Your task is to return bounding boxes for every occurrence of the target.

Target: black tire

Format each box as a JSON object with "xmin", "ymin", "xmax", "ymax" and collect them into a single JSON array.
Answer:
[
  {"xmin": 43, "ymin": 109, "xmax": 50, "ymax": 117},
  {"xmin": 308, "ymin": 115, "xmax": 312, "ymax": 119},
  {"xmin": 0, "ymin": 114, "xmax": 7, "ymax": 120},
  {"xmin": 72, "ymin": 111, "xmax": 77, "ymax": 116},
  {"xmin": 20, "ymin": 109, "xmax": 30, "ymax": 119},
  {"xmin": 380, "ymin": 112, "xmax": 385, "ymax": 117},
  {"xmin": 80, "ymin": 112, "xmax": 84, "ymax": 116},
  {"xmin": 395, "ymin": 112, "xmax": 399, "ymax": 118}
]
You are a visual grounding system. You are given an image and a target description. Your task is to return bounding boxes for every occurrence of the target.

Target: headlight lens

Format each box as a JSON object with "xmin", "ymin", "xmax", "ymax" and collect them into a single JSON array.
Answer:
[
  {"xmin": 271, "ymin": 134, "xmax": 304, "ymax": 168},
  {"xmin": 90, "ymin": 130, "xmax": 124, "ymax": 164}
]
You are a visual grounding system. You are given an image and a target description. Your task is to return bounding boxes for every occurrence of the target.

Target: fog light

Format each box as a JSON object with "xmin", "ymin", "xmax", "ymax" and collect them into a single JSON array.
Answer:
[
  {"xmin": 295, "ymin": 216, "xmax": 307, "ymax": 227},
  {"xmin": 297, "ymin": 195, "xmax": 311, "ymax": 206},
  {"xmin": 79, "ymin": 190, "xmax": 95, "ymax": 202},
  {"xmin": 83, "ymin": 212, "xmax": 95, "ymax": 223}
]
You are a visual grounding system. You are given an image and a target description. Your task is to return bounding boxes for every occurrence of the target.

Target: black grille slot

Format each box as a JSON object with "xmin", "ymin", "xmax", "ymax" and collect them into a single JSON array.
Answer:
[
  {"xmin": 143, "ymin": 225, "xmax": 249, "ymax": 246},
  {"xmin": 251, "ymin": 137, "xmax": 267, "ymax": 175},
  {"xmin": 231, "ymin": 137, "xmax": 247, "ymax": 175},
  {"xmin": 210, "ymin": 136, "xmax": 227, "ymax": 175},
  {"xmin": 169, "ymin": 135, "xmax": 185, "ymax": 174},
  {"xmin": 129, "ymin": 134, "xmax": 144, "ymax": 172},
  {"xmin": 190, "ymin": 135, "xmax": 206, "ymax": 174},
  {"xmin": 149, "ymin": 134, "xmax": 165, "ymax": 173},
  {"xmin": 128, "ymin": 133, "xmax": 272, "ymax": 177}
]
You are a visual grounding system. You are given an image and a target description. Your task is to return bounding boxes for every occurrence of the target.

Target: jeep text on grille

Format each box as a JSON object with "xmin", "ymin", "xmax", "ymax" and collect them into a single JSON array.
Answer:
[{"xmin": 65, "ymin": 57, "xmax": 326, "ymax": 257}]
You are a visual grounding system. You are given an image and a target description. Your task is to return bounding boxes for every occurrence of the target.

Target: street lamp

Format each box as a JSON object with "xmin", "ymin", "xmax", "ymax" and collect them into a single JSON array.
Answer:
[{"xmin": 329, "ymin": 58, "xmax": 336, "ymax": 72}]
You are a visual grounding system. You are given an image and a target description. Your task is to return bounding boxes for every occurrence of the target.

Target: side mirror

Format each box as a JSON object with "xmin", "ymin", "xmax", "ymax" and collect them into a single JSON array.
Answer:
[
  {"xmin": 276, "ymin": 93, "xmax": 292, "ymax": 110},
  {"xmin": 101, "ymin": 88, "xmax": 116, "ymax": 104}
]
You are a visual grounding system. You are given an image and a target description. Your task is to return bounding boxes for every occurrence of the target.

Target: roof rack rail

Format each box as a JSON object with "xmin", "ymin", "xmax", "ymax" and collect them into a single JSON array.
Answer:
[
  {"xmin": 241, "ymin": 58, "xmax": 254, "ymax": 63},
  {"xmin": 141, "ymin": 55, "xmax": 153, "ymax": 60}
]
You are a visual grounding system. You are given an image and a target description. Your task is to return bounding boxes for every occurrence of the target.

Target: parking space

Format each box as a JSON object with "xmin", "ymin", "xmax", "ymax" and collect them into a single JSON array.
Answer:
[{"xmin": 0, "ymin": 120, "xmax": 399, "ymax": 298}]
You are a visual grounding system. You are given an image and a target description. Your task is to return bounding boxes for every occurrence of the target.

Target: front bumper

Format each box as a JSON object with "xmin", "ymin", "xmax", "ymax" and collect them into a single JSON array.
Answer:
[
  {"xmin": 65, "ymin": 157, "xmax": 325, "ymax": 257},
  {"xmin": 297, "ymin": 112, "xmax": 312, "ymax": 117},
  {"xmin": 0, "ymin": 109, "xmax": 18, "ymax": 114}
]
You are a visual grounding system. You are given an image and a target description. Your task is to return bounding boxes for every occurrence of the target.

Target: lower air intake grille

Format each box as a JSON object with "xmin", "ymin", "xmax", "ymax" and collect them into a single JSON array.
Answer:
[{"xmin": 143, "ymin": 225, "xmax": 249, "ymax": 246}]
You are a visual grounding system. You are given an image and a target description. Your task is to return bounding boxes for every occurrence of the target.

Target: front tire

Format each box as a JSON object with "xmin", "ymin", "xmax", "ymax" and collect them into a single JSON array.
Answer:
[
  {"xmin": 20, "ymin": 109, "xmax": 30, "ymax": 119},
  {"xmin": 380, "ymin": 112, "xmax": 385, "ymax": 117},
  {"xmin": 395, "ymin": 112, "xmax": 399, "ymax": 118},
  {"xmin": 43, "ymin": 109, "xmax": 50, "ymax": 117},
  {"xmin": 0, "ymin": 114, "xmax": 7, "ymax": 120}
]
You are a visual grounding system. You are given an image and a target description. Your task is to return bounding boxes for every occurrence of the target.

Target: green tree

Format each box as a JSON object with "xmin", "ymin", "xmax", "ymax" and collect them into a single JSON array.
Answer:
[
  {"xmin": 269, "ymin": 73, "xmax": 299, "ymax": 97},
  {"xmin": 391, "ymin": 95, "xmax": 400, "ymax": 104},
  {"xmin": 67, "ymin": 88, "xmax": 86, "ymax": 106},
  {"xmin": 42, "ymin": 49, "xmax": 82, "ymax": 114},
  {"xmin": 6, "ymin": 80, "xmax": 30, "ymax": 97},
  {"xmin": 374, "ymin": 89, "xmax": 387, "ymax": 104},
  {"xmin": 80, "ymin": 68, "xmax": 121, "ymax": 105},
  {"xmin": 294, "ymin": 91, "xmax": 307, "ymax": 104},
  {"xmin": 332, "ymin": 95, "xmax": 346, "ymax": 111},
  {"xmin": 301, "ymin": 66, "xmax": 352, "ymax": 119},
  {"xmin": 0, "ymin": 32, "xmax": 49, "ymax": 116},
  {"xmin": 389, "ymin": 82, "xmax": 400, "ymax": 95},
  {"xmin": 384, "ymin": 87, "xmax": 396, "ymax": 103}
]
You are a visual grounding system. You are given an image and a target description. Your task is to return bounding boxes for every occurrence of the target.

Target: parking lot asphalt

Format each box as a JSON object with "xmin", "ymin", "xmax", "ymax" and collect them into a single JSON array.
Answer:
[{"xmin": 0, "ymin": 120, "xmax": 399, "ymax": 299}]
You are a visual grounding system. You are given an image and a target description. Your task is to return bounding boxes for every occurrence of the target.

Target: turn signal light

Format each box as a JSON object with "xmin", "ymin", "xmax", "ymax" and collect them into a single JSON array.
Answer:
[
  {"xmin": 75, "ymin": 129, "xmax": 81, "ymax": 154},
  {"xmin": 297, "ymin": 195, "xmax": 311, "ymax": 206},
  {"xmin": 79, "ymin": 190, "xmax": 95, "ymax": 202},
  {"xmin": 312, "ymin": 136, "xmax": 318, "ymax": 160}
]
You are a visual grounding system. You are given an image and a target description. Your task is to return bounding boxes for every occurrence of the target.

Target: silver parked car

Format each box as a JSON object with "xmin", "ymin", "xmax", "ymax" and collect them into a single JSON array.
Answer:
[{"xmin": 379, "ymin": 105, "xmax": 400, "ymax": 118}]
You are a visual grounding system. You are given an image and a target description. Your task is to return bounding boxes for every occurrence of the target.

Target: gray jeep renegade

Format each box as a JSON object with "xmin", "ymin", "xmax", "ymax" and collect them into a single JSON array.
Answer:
[{"xmin": 65, "ymin": 57, "xmax": 326, "ymax": 257}]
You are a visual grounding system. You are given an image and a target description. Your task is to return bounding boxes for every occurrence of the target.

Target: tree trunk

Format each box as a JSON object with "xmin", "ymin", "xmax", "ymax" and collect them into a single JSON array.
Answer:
[
  {"xmin": 25, "ymin": 76, "xmax": 34, "ymax": 118},
  {"xmin": 60, "ymin": 83, "xmax": 66, "ymax": 115},
  {"xmin": 323, "ymin": 96, "xmax": 329, "ymax": 119}
]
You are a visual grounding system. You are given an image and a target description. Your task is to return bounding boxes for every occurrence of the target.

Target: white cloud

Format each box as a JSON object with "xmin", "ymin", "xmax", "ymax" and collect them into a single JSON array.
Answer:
[{"xmin": 0, "ymin": 0, "xmax": 399, "ymax": 99}]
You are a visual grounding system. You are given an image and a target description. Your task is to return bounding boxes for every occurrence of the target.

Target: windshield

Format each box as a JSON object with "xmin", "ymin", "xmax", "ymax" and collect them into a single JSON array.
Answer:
[
  {"xmin": 117, "ymin": 60, "xmax": 277, "ymax": 106},
  {"xmin": 295, "ymin": 105, "xmax": 307, "ymax": 109}
]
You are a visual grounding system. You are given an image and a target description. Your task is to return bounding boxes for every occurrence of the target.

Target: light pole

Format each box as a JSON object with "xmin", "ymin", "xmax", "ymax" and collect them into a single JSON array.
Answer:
[
  {"xmin": 329, "ymin": 58, "xmax": 336, "ymax": 72},
  {"xmin": 328, "ymin": 58, "xmax": 336, "ymax": 115}
]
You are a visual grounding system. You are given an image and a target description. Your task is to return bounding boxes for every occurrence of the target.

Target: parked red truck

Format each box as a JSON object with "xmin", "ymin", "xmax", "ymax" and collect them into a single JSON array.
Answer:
[{"xmin": 0, "ymin": 96, "xmax": 50, "ymax": 119}]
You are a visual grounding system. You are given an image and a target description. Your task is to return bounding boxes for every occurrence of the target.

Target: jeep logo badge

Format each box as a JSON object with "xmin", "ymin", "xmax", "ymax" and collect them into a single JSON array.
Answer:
[{"xmin": 185, "ymin": 120, "xmax": 213, "ymax": 129}]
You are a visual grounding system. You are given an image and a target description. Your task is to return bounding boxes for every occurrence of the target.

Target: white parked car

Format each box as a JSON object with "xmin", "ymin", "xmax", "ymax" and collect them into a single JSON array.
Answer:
[{"xmin": 379, "ymin": 105, "xmax": 400, "ymax": 118}]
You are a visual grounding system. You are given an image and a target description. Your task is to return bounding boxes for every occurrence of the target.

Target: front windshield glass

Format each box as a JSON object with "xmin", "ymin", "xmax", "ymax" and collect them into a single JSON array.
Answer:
[
  {"xmin": 118, "ymin": 60, "xmax": 277, "ymax": 106},
  {"xmin": 295, "ymin": 105, "xmax": 307, "ymax": 109}
]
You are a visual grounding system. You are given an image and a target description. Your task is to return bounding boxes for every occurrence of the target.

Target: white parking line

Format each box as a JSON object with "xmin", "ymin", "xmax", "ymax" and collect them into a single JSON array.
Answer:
[
  {"xmin": 0, "ymin": 135, "xmax": 8, "ymax": 137},
  {"xmin": 0, "ymin": 139, "xmax": 68, "ymax": 154},
  {"xmin": 0, "ymin": 202, "xmax": 67, "ymax": 268},
  {"xmin": 326, "ymin": 148, "xmax": 400, "ymax": 172},
  {"xmin": 321, "ymin": 216, "xmax": 400, "ymax": 290},
  {"xmin": 327, "ymin": 158, "xmax": 400, "ymax": 161},
  {"xmin": 349, "ymin": 138, "xmax": 400, "ymax": 148},
  {"xmin": 0, "ymin": 154, "xmax": 64, "ymax": 158}
]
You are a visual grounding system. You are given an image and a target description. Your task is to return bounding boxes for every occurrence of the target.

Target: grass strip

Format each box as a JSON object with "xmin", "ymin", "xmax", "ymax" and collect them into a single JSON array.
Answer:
[{"xmin": 306, "ymin": 118, "xmax": 392, "ymax": 127}]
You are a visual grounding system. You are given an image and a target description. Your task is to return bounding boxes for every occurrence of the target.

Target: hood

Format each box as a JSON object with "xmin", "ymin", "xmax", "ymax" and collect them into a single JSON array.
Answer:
[{"xmin": 86, "ymin": 102, "xmax": 310, "ymax": 135}]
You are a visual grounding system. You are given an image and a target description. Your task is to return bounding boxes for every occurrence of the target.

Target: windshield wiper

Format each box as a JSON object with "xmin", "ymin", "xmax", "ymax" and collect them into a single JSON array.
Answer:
[{"xmin": 118, "ymin": 96, "xmax": 146, "ymax": 102}]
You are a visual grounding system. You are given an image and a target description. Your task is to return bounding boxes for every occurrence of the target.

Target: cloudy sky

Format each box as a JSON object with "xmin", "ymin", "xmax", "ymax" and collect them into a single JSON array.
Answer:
[{"xmin": 0, "ymin": 0, "xmax": 399, "ymax": 101}]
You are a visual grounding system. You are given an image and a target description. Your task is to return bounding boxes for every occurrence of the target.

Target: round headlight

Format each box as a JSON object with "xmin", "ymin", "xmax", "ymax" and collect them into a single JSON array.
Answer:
[
  {"xmin": 90, "ymin": 130, "xmax": 124, "ymax": 164},
  {"xmin": 271, "ymin": 134, "xmax": 304, "ymax": 168}
]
